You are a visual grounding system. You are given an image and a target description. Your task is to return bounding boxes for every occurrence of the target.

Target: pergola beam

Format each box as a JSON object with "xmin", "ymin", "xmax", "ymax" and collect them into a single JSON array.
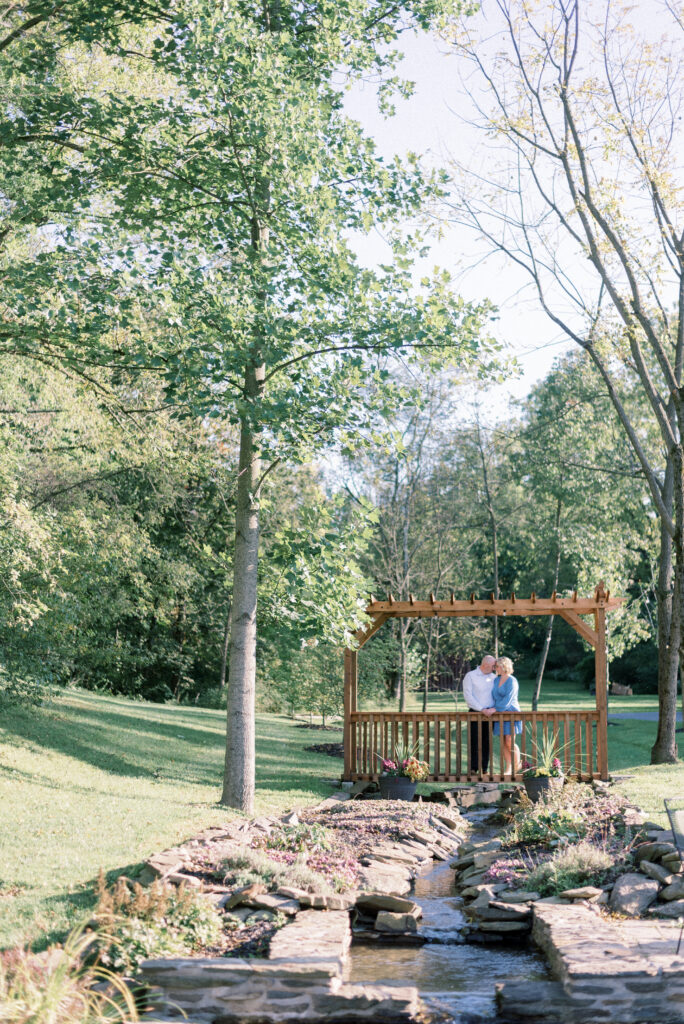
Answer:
[{"xmin": 364, "ymin": 596, "xmax": 621, "ymax": 618}]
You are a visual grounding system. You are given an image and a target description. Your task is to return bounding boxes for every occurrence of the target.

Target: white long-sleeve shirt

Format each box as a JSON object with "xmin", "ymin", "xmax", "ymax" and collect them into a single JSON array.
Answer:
[{"xmin": 462, "ymin": 667, "xmax": 496, "ymax": 711}]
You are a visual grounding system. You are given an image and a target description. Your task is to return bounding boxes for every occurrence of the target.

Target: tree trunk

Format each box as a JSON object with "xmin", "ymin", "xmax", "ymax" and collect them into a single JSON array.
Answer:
[
  {"xmin": 532, "ymin": 495, "xmax": 562, "ymax": 712},
  {"xmin": 219, "ymin": 601, "xmax": 231, "ymax": 695},
  {"xmin": 476, "ymin": 420, "xmax": 499, "ymax": 656},
  {"xmin": 651, "ymin": 458, "xmax": 680, "ymax": 763},
  {"xmin": 220, "ymin": 367, "xmax": 264, "ymax": 810},
  {"xmin": 399, "ymin": 618, "xmax": 408, "ymax": 711}
]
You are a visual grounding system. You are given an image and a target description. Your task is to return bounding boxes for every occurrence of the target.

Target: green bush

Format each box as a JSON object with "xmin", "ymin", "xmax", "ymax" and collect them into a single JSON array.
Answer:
[
  {"xmin": 266, "ymin": 823, "xmax": 332, "ymax": 854},
  {"xmin": 221, "ymin": 848, "xmax": 334, "ymax": 895},
  {"xmin": 526, "ymin": 841, "xmax": 614, "ymax": 896},
  {"xmin": 505, "ymin": 805, "xmax": 586, "ymax": 847},
  {"xmin": 93, "ymin": 873, "xmax": 222, "ymax": 973}
]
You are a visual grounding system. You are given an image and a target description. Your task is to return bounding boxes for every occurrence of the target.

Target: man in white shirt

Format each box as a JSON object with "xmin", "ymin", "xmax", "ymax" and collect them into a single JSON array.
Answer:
[{"xmin": 462, "ymin": 654, "xmax": 496, "ymax": 774}]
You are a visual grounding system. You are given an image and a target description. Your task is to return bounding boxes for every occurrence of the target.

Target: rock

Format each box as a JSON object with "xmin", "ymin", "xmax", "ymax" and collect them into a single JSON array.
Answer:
[
  {"xmin": 474, "ymin": 790, "xmax": 501, "ymax": 805},
  {"xmin": 356, "ymin": 893, "xmax": 422, "ymax": 917},
  {"xmin": 639, "ymin": 860, "xmax": 675, "ymax": 886},
  {"xmin": 450, "ymin": 853, "xmax": 475, "ymax": 870},
  {"xmin": 245, "ymin": 910, "xmax": 276, "ymax": 924},
  {"xmin": 535, "ymin": 896, "xmax": 570, "ymax": 904},
  {"xmin": 224, "ymin": 882, "xmax": 268, "ymax": 909},
  {"xmin": 649, "ymin": 899, "xmax": 684, "ymax": 918},
  {"xmin": 661, "ymin": 852, "xmax": 683, "ymax": 873},
  {"xmin": 137, "ymin": 852, "xmax": 184, "ymax": 886},
  {"xmin": 609, "ymin": 873, "xmax": 659, "ymax": 915},
  {"xmin": 476, "ymin": 920, "xmax": 530, "ymax": 932},
  {"xmin": 436, "ymin": 814, "xmax": 461, "ymax": 830},
  {"xmin": 166, "ymin": 872, "xmax": 201, "ymax": 888},
  {"xmin": 660, "ymin": 877, "xmax": 684, "ymax": 901},
  {"xmin": 461, "ymin": 883, "xmax": 504, "ymax": 899},
  {"xmin": 458, "ymin": 871, "xmax": 487, "ymax": 887},
  {"xmin": 498, "ymin": 890, "xmax": 541, "ymax": 903},
  {"xmin": 473, "ymin": 850, "xmax": 500, "ymax": 870},
  {"xmin": 357, "ymin": 867, "xmax": 412, "ymax": 896},
  {"xmin": 276, "ymin": 886, "xmax": 310, "ymax": 900},
  {"xmin": 469, "ymin": 902, "xmax": 531, "ymax": 922},
  {"xmin": 633, "ymin": 841, "xmax": 677, "ymax": 864},
  {"xmin": 558, "ymin": 886, "xmax": 604, "ymax": 901},
  {"xmin": 244, "ymin": 894, "xmax": 300, "ymax": 916},
  {"xmin": 281, "ymin": 811, "xmax": 299, "ymax": 825},
  {"xmin": 375, "ymin": 911, "xmax": 419, "ymax": 934},
  {"xmin": 469, "ymin": 890, "xmax": 493, "ymax": 909}
]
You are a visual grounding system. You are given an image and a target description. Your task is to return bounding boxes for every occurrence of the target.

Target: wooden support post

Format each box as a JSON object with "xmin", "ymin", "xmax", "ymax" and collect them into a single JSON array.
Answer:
[
  {"xmin": 595, "ymin": 603, "xmax": 609, "ymax": 780},
  {"xmin": 343, "ymin": 648, "xmax": 354, "ymax": 780}
]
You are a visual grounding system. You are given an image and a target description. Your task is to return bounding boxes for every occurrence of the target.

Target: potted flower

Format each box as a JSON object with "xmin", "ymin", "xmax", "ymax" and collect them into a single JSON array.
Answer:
[
  {"xmin": 521, "ymin": 731, "xmax": 567, "ymax": 803},
  {"xmin": 376, "ymin": 743, "xmax": 430, "ymax": 801}
]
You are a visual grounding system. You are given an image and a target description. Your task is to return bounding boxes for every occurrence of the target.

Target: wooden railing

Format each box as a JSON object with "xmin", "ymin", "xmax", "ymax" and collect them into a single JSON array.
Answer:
[{"xmin": 347, "ymin": 709, "xmax": 604, "ymax": 783}]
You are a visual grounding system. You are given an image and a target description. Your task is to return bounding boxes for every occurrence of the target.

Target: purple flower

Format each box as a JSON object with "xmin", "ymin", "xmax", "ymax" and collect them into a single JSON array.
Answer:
[{"xmin": 522, "ymin": 760, "xmax": 531, "ymax": 769}]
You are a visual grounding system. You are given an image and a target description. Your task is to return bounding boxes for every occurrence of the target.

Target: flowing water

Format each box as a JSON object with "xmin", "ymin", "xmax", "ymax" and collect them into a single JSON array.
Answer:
[{"xmin": 345, "ymin": 816, "xmax": 549, "ymax": 1023}]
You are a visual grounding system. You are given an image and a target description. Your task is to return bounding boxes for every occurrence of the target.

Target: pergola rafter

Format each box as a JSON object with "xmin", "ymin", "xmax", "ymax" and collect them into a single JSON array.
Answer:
[{"xmin": 343, "ymin": 582, "xmax": 622, "ymax": 784}]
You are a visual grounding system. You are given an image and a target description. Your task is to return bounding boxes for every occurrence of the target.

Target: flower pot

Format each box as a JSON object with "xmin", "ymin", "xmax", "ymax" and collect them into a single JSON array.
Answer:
[
  {"xmin": 378, "ymin": 776, "xmax": 417, "ymax": 801},
  {"xmin": 523, "ymin": 775, "xmax": 564, "ymax": 803}
]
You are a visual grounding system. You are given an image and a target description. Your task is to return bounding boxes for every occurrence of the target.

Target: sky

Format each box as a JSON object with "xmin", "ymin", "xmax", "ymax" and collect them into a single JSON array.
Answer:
[{"xmin": 343, "ymin": 23, "xmax": 579, "ymax": 406}]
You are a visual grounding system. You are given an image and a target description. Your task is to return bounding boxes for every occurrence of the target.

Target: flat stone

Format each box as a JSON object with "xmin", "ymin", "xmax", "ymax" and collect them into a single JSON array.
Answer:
[
  {"xmin": 355, "ymin": 893, "xmax": 421, "ymax": 917},
  {"xmin": 473, "ymin": 850, "xmax": 500, "ymax": 869},
  {"xmin": 462, "ymin": 883, "xmax": 504, "ymax": 899},
  {"xmin": 458, "ymin": 871, "xmax": 487, "ymax": 887},
  {"xmin": 224, "ymin": 882, "xmax": 267, "ymax": 909},
  {"xmin": 640, "ymin": 860, "xmax": 675, "ymax": 886},
  {"xmin": 166, "ymin": 872, "xmax": 201, "ymax": 888},
  {"xmin": 436, "ymin": 815, "xmax": 461, "ymax": 830},
  {"xmin": 470, "ymin": 903, "xmax": 531, "ymax": 922},
  {"xmin": 609, "ymin": 873, "xmax": 659, "ymax": 915},
  {"xmin": 244, "ymin": 894, "xmax": 300, "ymax": 916},
  {"xmin": 498, "ymin": 890, "xmax": 541, "ymax": 903},
  {"xmin": 648, "ymin": 900, "xmax": 684, "ymax": 919},
  {"xmin": 535, "ymin": 896, "xmax": 570, "ymax": 904},
  {"xmin": 660, "ymin": 877, "xmax": 684, "ymax": 901},
  {"xmin": 476, "ymin": 920, "xmax": 530, "ymax": 932},
  {"xmin": 450, "ymin": 853, "xmax": 474, "ymax": 870},
  {"xmin": 375, "ymin": 911, "xmax": 419, "ymax": 934},
  {"xmin": 559, "ymin": 886, "xmax": 604, "ymax": 901},
  {"xmin": 634, "ymin": 841, "xmax": 677, "ymax": 864},
  {"xmin": 357, "ymin": 866, "xmax": 412, "ymax": 896}
]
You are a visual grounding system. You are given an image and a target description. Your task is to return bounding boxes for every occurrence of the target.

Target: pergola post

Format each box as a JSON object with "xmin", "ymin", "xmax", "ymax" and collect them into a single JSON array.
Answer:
[
  {"xmin": 595, "ymin": 599, "xmax": 609, "ymax": 780},
  {"xmin": 343, "ymin": 648, "xmax": 357, "ymax": 781}
]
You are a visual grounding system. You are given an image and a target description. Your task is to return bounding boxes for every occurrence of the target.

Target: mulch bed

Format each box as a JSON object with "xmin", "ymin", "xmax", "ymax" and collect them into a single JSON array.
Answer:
[
  {"xmin": 303, "ymin": 742, "xmax": 344, "ymax": 758},
  {"xmin": 202, "ymin": 919, "xmax": 280, "ymax": 959}
]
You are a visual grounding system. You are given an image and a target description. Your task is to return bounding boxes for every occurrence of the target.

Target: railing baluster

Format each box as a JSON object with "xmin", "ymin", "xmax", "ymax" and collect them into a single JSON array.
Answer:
[{"xmin": 445, "ymin": 714, "xmax": 452, "ymax": 778}]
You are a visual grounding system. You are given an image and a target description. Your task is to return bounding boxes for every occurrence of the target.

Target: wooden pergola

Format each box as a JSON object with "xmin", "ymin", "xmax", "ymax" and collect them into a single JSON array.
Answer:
[{"xmin": 343, "ymin": 582, "xmax": 623, "ymax": 784}]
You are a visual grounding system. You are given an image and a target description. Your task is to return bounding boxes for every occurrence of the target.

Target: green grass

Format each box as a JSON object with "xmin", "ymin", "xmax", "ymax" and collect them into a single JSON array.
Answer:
[
  {"xmin": 0, "ymin": 679, "xmax": 681, "ymax": 951},
  {"xmin": 0, "ymin": 689, "xmax": 342, "ymax": 950}
]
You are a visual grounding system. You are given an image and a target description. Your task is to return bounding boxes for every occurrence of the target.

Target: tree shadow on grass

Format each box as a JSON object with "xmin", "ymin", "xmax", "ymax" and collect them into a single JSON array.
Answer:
[{"xmin": 3, "ymin": 699, "xmax": 344, "ymax": 794}]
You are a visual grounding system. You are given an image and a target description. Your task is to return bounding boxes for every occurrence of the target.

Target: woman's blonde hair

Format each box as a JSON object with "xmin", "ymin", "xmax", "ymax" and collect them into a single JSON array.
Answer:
[{"xmin": 496, "ymin": 656, "xmax": 513, "ymax": 674}]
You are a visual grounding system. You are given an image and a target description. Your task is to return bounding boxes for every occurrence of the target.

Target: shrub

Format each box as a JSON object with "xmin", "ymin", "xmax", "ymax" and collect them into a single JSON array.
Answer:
[
  {"xmin": 222, "ymin": 848, "xmax": 334, "ymax": 895},
  {"xmin": 265, "ymin": 823, "xmax": 332, "ymax": 854},
  {"xmin": 0, "ymin": 927, "xmax": 143, "ymax": 1023},
  {"xmin": 526, "ymin": 841, "xmax": 614, "ymax": 896},
  {"xmin": 504, "ymin": 804, "xmax": 586, "ymax": 847},
  {"xmin": 93, "ymin": 871, "xmax": 222, "ymax": 973}
]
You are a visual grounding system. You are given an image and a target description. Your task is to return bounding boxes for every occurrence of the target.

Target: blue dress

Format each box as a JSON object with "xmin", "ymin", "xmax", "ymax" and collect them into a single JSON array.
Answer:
[{"xmin": 492, "ymin": 675, "xmax": 522, "ymax": 735}]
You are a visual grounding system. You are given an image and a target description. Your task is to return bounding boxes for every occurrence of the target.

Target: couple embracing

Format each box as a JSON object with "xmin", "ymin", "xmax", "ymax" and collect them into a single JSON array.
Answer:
[{"xmin": 462, "ymin": 654, "xmax": 522, "ymax": 774}]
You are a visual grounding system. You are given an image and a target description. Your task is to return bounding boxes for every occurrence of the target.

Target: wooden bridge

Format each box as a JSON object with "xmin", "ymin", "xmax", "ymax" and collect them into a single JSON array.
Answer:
[{"xmin": 343, "ymin": 584, "xmax": 623, "ymax": 783}]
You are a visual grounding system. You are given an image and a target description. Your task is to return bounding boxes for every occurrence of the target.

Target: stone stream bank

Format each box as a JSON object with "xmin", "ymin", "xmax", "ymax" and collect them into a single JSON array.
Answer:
[{"xmin": 137, "ymin": 785, "xmax": 684, "ymax": 1024}]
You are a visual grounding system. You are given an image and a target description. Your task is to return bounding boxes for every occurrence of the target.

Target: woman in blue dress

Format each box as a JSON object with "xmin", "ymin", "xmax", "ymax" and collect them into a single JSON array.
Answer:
[{"xmin": 492, "ymin": 656, "xmax": 522, "ymax": 774}]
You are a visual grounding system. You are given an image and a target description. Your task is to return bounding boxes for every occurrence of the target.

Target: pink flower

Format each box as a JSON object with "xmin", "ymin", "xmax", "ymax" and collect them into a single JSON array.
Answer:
[
  {"xmin": 552, "ymin": 757, "xmax": 562, "ymax": 768},
  {"xmin": 522, "ymin": 760, "xmax": 531, "ymax": 769},
  {"xmin": 383, "ymin": 760, "xmax": 397, "ymax": 771}
]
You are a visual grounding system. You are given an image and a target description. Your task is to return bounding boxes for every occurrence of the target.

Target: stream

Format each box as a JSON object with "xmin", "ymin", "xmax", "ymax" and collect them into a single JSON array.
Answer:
[{"xmin": 345, "ymin": 812, "xmax": 550, "ymax": 1024}]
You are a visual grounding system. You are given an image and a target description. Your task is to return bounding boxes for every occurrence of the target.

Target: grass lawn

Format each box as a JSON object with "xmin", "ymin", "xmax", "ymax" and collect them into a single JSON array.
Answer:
[
  {"xmin": 0, "ymin": 680, "xmax": 681, "ymax": 951},
  {"xmin": 0, "ymin": 690, "xmax": 343, "ymax": 950}
]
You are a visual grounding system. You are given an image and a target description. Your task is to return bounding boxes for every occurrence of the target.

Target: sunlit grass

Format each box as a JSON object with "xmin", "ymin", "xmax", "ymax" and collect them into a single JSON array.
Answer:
[{"xmin": 0, "ymin": 690, "xmax": 341, "ymax": 950}]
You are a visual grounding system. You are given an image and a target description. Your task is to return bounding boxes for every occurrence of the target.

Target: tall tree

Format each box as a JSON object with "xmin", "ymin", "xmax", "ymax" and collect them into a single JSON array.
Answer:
[{"xmin": 447, "ymin": 0, "xmax": 684, "ymax": 762}]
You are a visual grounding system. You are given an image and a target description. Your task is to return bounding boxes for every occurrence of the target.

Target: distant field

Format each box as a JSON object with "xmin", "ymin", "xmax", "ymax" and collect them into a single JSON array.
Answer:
[{"xmin": 0, "ymin": 681, "xmax": 680, "ymax": 951}]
